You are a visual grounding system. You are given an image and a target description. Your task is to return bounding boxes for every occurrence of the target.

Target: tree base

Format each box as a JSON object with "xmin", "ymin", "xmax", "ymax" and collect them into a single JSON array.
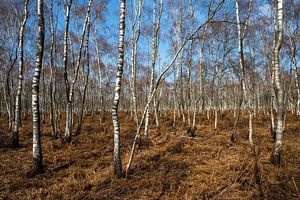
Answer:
[
  {"xmin": 51, "ymin": 132, "xmax": 57, "ymax": 140},
  {"xmin": 75, "ymin": 126, "xmax": 81, "ymax": 135},
  {"xmin": 231, "ymin": 133, "xmax": 237, "ymax": 143},
  {"xmin": 187, "ymin": 127, "xmax": 196, "ymax": 138},
  {"xmin": 65, "ymin": 135, "xmax": 72, "ymax": 143},
  {"xmin": 113, "ymin": 164, "xmax": 122, "ymax": 179},
  {"xmin": 27, "ymin": 160, "xmax": 44, "ymax": 178},
  {"xmin": 270, "ymin": 153, "xmax": 281, "ymax": 165},
  {"xmin": 11, "ymin": 138, "xmax": 19, "ymax": 148}
]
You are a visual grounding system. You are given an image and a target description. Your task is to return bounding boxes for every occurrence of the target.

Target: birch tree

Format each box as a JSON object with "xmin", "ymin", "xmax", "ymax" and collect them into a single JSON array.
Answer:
[
  {"xmin": 144, "ymin": 0, "xmax": 162, "ymax": 137},
  {"xmin": 187, "ymin": 0, "xmax": 195, "ymax": 130},
  {"xmin": 30, "ymin": 0, "xmax": 45, "ymax": 176},
  {"xmin": 231, "ymin": 0, "xmax": 252, "ymax": 143},
  {"xmin": 49, "ymin": 0, "xmax": 58, "ymax": 138},
  {"xmin": 11, "ymin": 0, "xmax": 29, "ymax": 148},
  {"xmin": 76, "ymin": 12, "xmax": 91, "ymax": 135},
  {"xmin": 112, "ymin": 0, "xmax": 126, "ymax": 178},
  {"xmin": 62, "ymin": 0, "xmax": 73, "ymax": 141},
  {"xmin": 129, "ymin": 0, "xmax": 143, "ymax": 129},
  {"xmin": 270, "ymin": 0, "xmax": 285, "ymax": 165},
  {"xmin": 64, "ymin": 0, "xmax": 92, "ymax": 142}
]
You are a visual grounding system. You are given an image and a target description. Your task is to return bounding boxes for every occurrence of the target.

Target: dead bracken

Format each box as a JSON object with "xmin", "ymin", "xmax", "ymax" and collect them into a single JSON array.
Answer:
[{"xmin": 0, "ymin": 112, "xmax": 299, "ymax": 199}]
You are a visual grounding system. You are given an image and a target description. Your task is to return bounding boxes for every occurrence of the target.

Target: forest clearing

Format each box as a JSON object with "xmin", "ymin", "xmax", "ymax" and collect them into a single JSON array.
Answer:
[{"xmin": 1, "ymin": 0, "xmax": 300, "ymax": 199}]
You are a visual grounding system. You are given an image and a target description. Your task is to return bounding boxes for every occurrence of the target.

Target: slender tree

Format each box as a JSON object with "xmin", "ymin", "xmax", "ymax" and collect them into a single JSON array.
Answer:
[
  {"xmin": 271, "ymin": 0, "xmax": 285, "ymax": 165},
  {"xmin": 30, "ymin": 0, "xmax": 45, "ymax": 176},
  {"xmin": 129, "ymin": 0, "xmax": 143, "ymax": 129},
  {"xmin": 144, "ymin": 0, "xmax": 163, "ymax": 137},
  {"xmin": 64, "ymin": 0, "xmax": 92, "ymax": 142},
  {"xmin": 234, "ymin": 0, "xmax": 253, "ymax": 145},
  {"xmin": 231, "ymin": 0, "xmax": 252, "ymax": 143},
  {"xmin": 49, "ymin": 0, "xmax": 58, "ymax": 139},
  {"xmin": 112, "ymin": 0, "xmax": 126, "ymax": 178},
  {"xmin": 62, "ymin": 0, "xmax": 73, "ymax": 141},
  {"xmin": 76, "ymin": 11, "xmax": 91, "ymax": 135},
  {"xmin": 11, "ymin": 0, "xmax": 29, "ymax": 148}
]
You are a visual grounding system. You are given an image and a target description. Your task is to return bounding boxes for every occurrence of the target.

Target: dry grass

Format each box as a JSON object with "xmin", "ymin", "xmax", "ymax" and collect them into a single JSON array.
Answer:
[{"xmin": 0, "ymin": 111, "xmax": 300, "ymax": 199}]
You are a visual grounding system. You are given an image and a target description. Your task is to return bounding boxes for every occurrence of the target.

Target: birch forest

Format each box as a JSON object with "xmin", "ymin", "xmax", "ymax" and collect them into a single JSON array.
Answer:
[{"xmin": 1, "ymin": 0, "xmax": 300, "ymax": 199}]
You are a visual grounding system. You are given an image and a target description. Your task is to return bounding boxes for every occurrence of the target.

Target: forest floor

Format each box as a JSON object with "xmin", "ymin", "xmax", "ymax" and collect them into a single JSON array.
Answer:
[{"xmin": 0, "ymin": 111, "xmax": 300, "ymax": 199}]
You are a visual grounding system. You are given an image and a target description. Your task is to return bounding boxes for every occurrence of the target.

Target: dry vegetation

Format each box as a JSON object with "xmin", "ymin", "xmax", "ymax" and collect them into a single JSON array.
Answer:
[{"xmin": 1, "ymin": 112, "xmax": 300, "ymax": 199}]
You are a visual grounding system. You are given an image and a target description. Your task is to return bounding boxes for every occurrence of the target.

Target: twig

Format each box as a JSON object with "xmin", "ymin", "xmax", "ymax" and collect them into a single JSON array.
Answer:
[
  {"xmin": 180, "ymin": 135, "xmax": 203, "ymax": 140},
  {"xmin": 292, "ymin": 177, "xmax": 299, "ymax": 193}
]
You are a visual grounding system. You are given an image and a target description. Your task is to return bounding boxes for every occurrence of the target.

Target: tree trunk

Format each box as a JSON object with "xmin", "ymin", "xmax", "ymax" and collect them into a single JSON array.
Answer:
[
  {"xmin": 144, "ymin": 0, "xmax": 162, "ymax": 137},
  {"xmin": 93, "ymin": 29, "xmax": 105, "ymax": 123},
  {"xmin": 49, "ymin": 0, "xmax": 57, "ymax": 139},
  {"xmin": 271, "ymin": 0, "xmax": 284, "ymax": 165},
  {"xmin": 129, "ymin": 0, "xmax": 143, "ymax": 129},
  {"xmin": 65, "ymin": 0, "xmax": 92, "ymax": 142},
  {"xmin": 76, "ymin": 14, "xmax": 91, "ymax": 135},
  {"xmin": 232, "ymin": 0, "xmax": 252, "ymax": 144},
  {"xmin": 30, "ymin": 0, "xmax": 45, "ymax": 176},
  {"xmin": 112, "ymin": 0, "xmax": 126, "ymax": 178},
  {"xmin": 12, "ymin": 0, "xmax": 29, "ymax": 148},
  {"xmin": 62, "ymin": 0, "xmax": 72, "ymax": 142}
]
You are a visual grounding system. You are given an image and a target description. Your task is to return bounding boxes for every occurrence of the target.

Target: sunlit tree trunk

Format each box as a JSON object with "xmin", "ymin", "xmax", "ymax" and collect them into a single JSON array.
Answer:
[
  {"xmin": 271, "ymin": 0, "xmax": 285, "ymax": 165},
  {"xmin": 172, "ymin": 4, "xmax": 183, "ymax": 127},
  {"xmin": 49, "ymin": 0, "xmax": 57, "ymax": 138},
  {"xmin": 129, "ymin": 0, "xmax": 143, "ymax": 129},
  {"xmin": 144, "ymin": 0, "xmax": 162, "ymax": 137},
  {"xmin": 12, "ymin": 0, "xmax": 29, "ymax": 148},
  {"xmin": 186, "ymin": 0, "xmax": 194, "ymax": 129},
  {"xmin": 232, "ymin": 0, "xmax": 252, "ymax": 144},
  {"xmin": 62, "ymin": 0, "xmax": 73, "ymax": 142},
  {"xmin": 65, "ymin": 0, "xmax": 92, "ymax": 142},
  {"xmin": 30, "ymin": 0, "xmax": 45, "ymax": 176},
  {"xmin": 76, "ymin": 13, "xmax": 91, "ymax": 135},
  {"xmin": 270, "ymin": 9, "xmax": 277, "ymax": 138},
  {"xmin": 112, "ymin": 0, "xmax": 126, "ymax": 178}
]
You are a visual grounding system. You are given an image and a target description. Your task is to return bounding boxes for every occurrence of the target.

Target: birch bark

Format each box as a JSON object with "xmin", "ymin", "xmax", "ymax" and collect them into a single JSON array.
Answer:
[
  {"xmin": 112, "ymin": 0, "xmax": 126, "ymax": 177},
  {"xmin": 12, "ymin": 0, "xmax": 29, "ymax": 148},
  {"xmin": 30, "ymin": 0, "xmax": 45, "ymax": 176},
  {"xmin": 271, "ymin": 0, "xmax": 285, "ymax": 165}
]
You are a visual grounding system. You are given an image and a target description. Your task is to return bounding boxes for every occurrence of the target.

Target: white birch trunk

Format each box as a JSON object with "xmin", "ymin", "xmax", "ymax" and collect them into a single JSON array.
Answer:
[
  {"xmin": 65, "ymin": 0, "xmax": 92, "ymax": 142},
  {"xmin": 76, "ymin": 14, "xmax": 91, "ymax": 135},
  {"xmin": 30, "ymin": 0, "xmax": 45, "ymax": 176},
  {"xmin": 62, "ymin": 0, "xmax": 72, "ymax": 142},
  {"xmin": 12, "ymin": 0, "xmax": 29, "ymax": 148},
  {"xmin": 129, "ymin": 0, "xmax": 143, "ymax": 129},
  {"xmin": 49, "ymin": 0, "xmax": 57, "ymax": 138},
  {"xmin": 112, "ymin": 0, "xmax": 126, "ymax": 177},
  {"xmin": 233, "ymin": 0, "xmax": 252, "ymax": 145},
  {"xmin": 271, "ymin": 0, "xmax": 285, "ymax": 165},
  {"xmin": 144, "ymin": 0, "xmax": 162, "ymax": 138}
]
